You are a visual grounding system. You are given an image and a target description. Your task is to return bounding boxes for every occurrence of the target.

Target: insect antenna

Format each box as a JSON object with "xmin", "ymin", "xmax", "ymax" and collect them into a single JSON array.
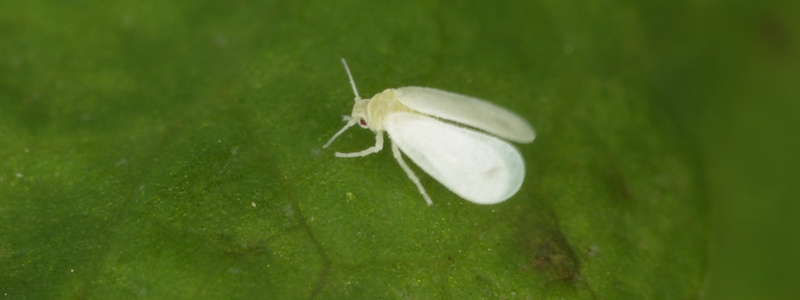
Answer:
[
  {"xmin": 323, "ymin": 116, "xmax": 357, "ymax": 149},
  {"xmin": 340, "ymin": 58, "xmax": 362, "ymax": 102}
]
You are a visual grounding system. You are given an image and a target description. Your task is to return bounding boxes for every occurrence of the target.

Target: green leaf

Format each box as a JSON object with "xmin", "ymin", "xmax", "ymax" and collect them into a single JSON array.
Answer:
[{"xmin": 1, "ymin": 1, "xmax": 705, "ymax": 299}]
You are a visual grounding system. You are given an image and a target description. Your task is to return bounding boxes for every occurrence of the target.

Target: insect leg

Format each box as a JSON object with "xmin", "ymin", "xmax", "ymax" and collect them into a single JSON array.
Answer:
[
  {"xmin": 391, "ymin": 141, "xmax": 433, "ymax": 206},
  {"xmin": 335, "ymin": 131, "xmax": 384, "ymax": 157}
]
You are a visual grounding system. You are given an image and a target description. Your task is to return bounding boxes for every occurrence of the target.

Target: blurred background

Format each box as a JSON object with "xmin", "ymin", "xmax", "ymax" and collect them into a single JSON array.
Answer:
[
  {"xmin": 649, "ymin": 1, "xmax": 800, "ymax": 299},
  {"xmin": 1, "ymin": 0, "xmax": 798, "ymax": 299}
]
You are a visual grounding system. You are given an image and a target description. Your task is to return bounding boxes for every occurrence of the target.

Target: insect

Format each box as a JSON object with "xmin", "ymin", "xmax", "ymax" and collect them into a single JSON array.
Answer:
[{"xmin": 323, "ymin": 59, "xmax": 536, "ymax": 205}]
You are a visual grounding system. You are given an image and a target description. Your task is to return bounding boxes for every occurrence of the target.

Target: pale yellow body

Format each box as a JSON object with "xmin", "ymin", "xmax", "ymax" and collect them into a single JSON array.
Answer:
[{"xmin": 351, "ymin": 89, "xmax": 414, "ymax": 132}]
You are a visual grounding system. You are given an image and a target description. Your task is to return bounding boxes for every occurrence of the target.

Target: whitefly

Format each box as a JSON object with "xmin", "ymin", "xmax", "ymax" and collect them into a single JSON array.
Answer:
[{"xmin": 324, "ymin": 59, "xmax": 535, "ymax": 206}]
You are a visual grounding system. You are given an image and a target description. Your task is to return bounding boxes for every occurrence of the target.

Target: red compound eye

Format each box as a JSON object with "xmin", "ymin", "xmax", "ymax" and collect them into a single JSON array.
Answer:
[{"xmin": 359, "ymin": 119, "xmax": 367, "ymax": 126}]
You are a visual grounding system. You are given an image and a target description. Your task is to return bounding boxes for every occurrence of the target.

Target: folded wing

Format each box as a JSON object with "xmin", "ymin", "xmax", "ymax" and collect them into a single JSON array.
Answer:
[
  {"xmin": 394, "ymin": 87, "xmax": 536, "ymax": 143},
  {"xmin": 386, "ymin": 112, "xmax": 525, "ymax": 204}
]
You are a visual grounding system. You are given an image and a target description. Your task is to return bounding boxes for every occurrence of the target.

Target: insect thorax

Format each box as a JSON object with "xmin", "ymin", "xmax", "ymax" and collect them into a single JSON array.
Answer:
[{"xmin": 364, "ymin": 89, "xmax": 414, "ymax": 131}]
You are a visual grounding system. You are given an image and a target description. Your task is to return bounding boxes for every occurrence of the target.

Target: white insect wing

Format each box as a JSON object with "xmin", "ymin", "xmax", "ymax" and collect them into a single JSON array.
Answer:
[
  {"xmin": 386, "ymin": 112, "xmax": 525, "ymax": 204},
  {"xmin": 393, "ymin": 87, "xmax": 536, "ymax": 143}
]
